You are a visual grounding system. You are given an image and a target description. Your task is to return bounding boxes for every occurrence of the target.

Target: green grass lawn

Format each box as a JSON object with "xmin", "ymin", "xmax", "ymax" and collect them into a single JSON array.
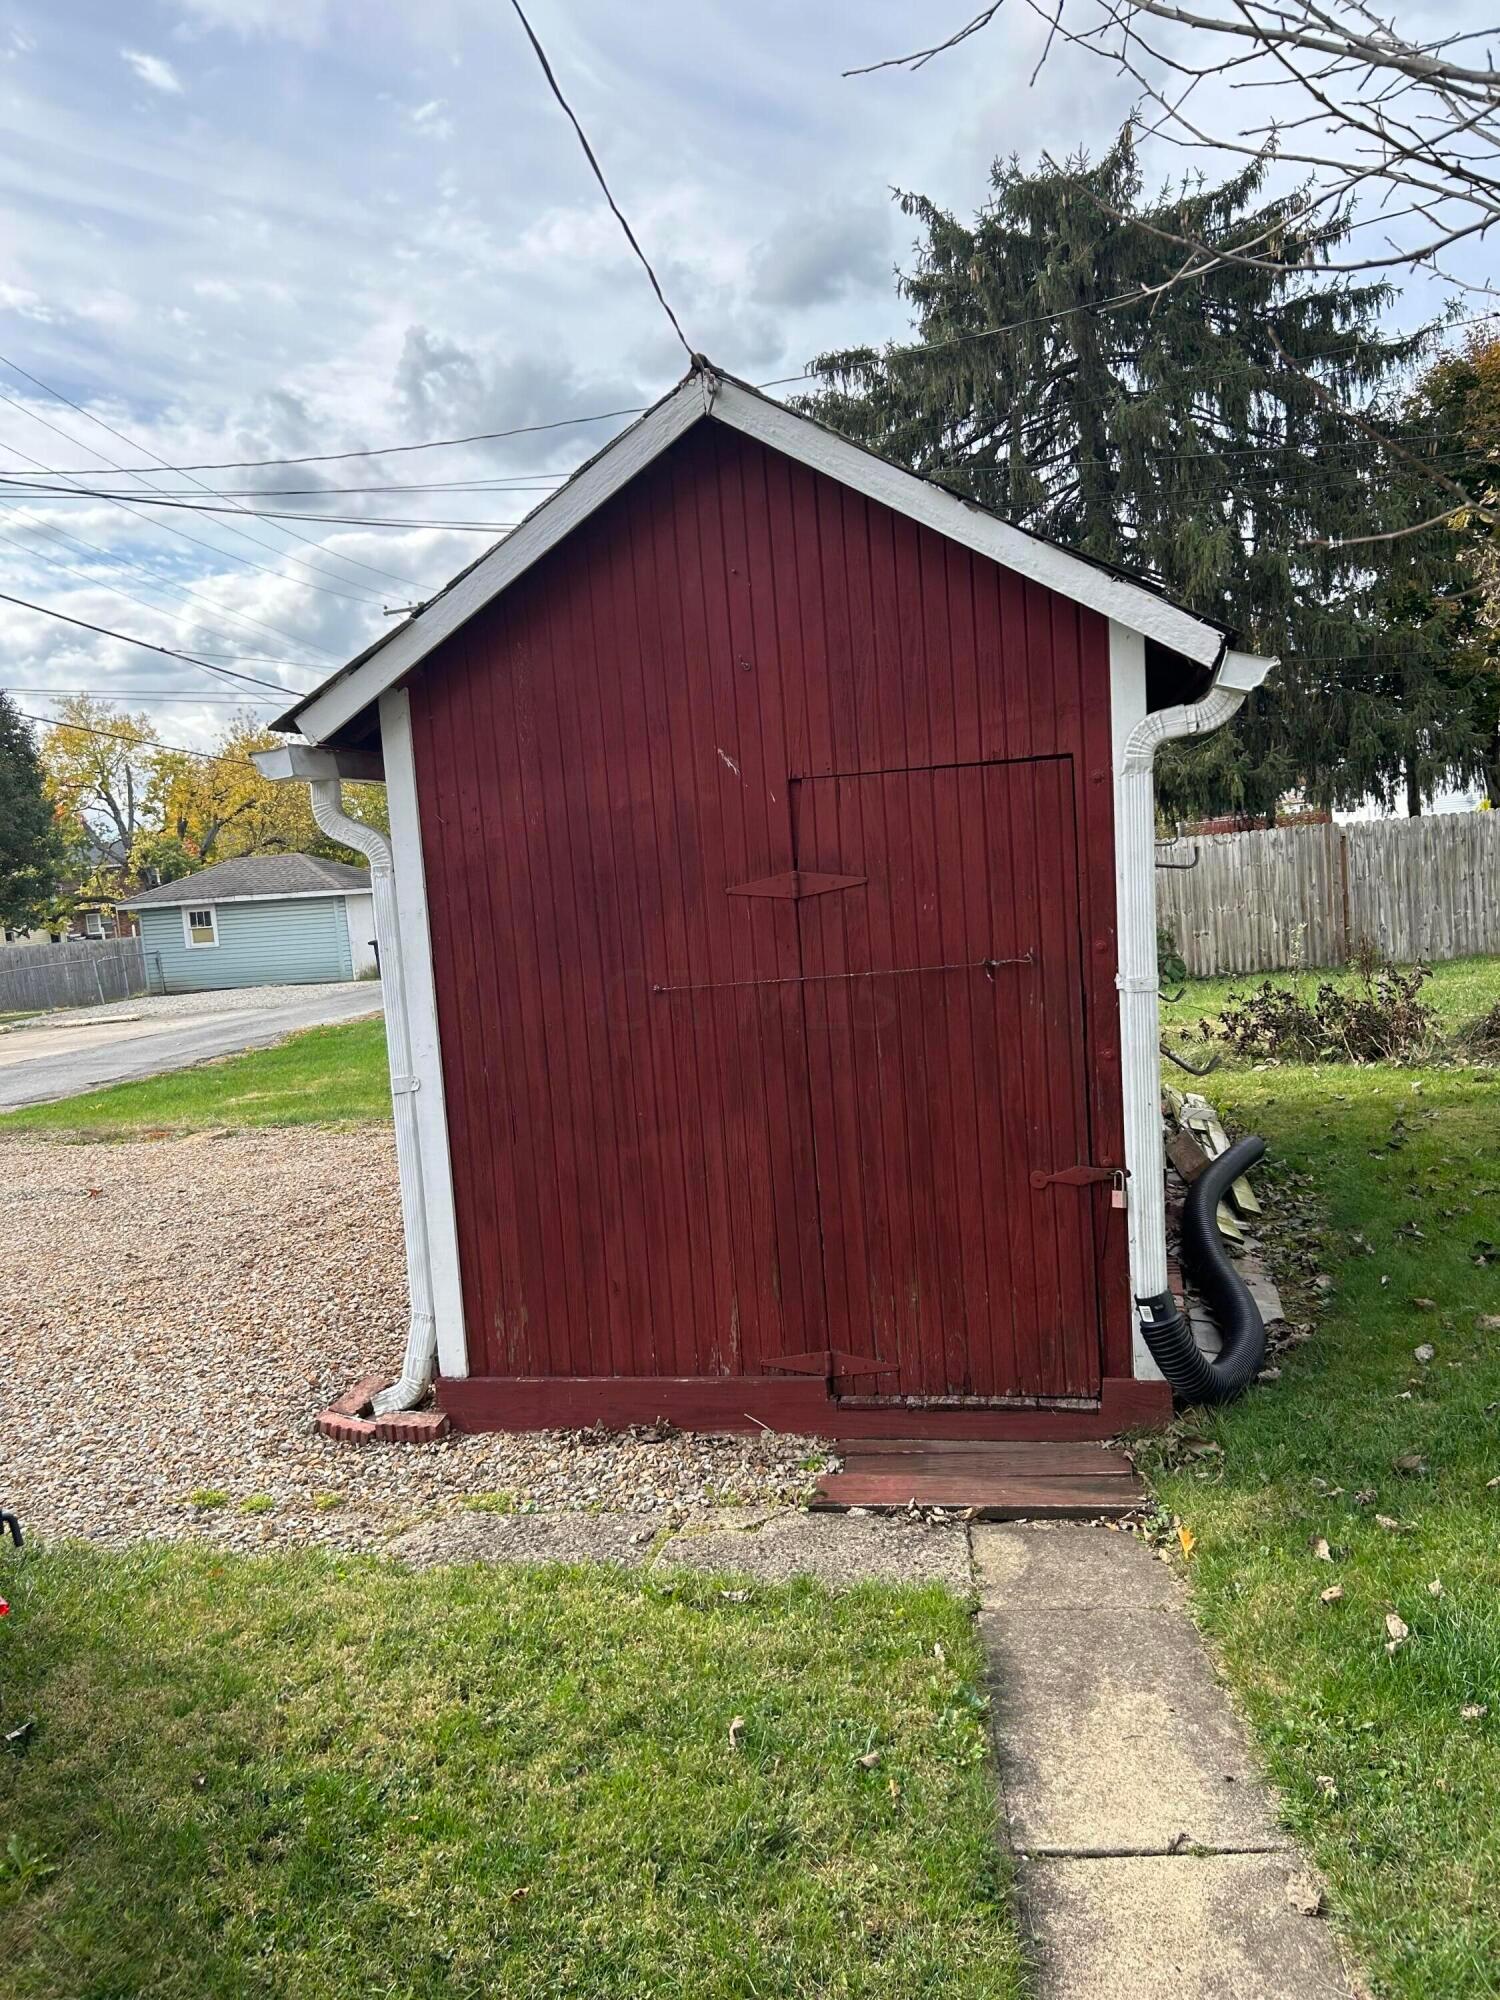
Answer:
[
  {"xmin": 1141, "ymin": 1054, "xmax": 1500, "ymax": 1998},
  {"xmin": 1160, "ymin": 953, "xmax": 1500, "ymax": 1070},
  {"xmin": 0, "ymin": 1015, "xmax": 392, "ymax": 1137},
  {"xmin": 0, "ymin": 1548, "xmax": 1020, "ymax": 2000}
]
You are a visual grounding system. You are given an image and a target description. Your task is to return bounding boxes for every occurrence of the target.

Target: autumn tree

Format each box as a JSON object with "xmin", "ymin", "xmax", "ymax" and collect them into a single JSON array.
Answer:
[
  {"xmin": 143, "ymin": 715, "xmax": 388, "ymax": 872},
  {"xmin": 0, "ymin": 691, "xmax": 63, "ymax": 931},
  {"xmin": 38, "ymin": 696, "xmax": 158, "ymax": 884}
]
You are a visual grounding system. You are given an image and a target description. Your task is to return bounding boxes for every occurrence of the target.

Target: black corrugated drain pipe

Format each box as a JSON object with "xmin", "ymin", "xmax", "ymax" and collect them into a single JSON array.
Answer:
[{"xmin": 1137, "ymin": 1135, "xmax": 1269, "ymax": 1405}]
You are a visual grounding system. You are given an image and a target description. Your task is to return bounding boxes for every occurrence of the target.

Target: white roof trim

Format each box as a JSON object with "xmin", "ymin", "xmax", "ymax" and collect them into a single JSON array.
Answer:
[
  {"xmin": 288, "ymin": 369, "xmax": 1227, "ymax": 745},
  {"xmin": 120, "ymin": 887, "xmax": 365, "ymax": 911}
]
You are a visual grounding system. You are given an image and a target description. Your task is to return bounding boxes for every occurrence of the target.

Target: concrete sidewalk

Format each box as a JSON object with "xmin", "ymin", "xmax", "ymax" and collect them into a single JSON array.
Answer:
[
  {"xmin": 0, "ymin": 982, "xmax": 382, "ymax": 1110},
  {"xmin": 976, "ymin": 1524, "xmax": 1360, "ymax": 2000}
]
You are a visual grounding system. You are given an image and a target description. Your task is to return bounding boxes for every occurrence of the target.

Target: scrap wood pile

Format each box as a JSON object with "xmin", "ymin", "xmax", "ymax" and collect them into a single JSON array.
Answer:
[{"xmin": 1162, "ymin": 1088, "xmax": 1287, "ymax": 1360}]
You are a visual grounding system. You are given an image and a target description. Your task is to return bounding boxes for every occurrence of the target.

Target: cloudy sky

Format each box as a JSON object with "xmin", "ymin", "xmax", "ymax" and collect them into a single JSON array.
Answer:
[{"xmin": 0, "ymin": 0, "xmax": 1487, "ymax": 750}]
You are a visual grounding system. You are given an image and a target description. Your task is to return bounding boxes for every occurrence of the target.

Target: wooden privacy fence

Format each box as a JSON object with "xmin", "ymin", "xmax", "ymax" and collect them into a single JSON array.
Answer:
[
  {"xmin": 1158, "ymin": 812, "xmax": 1500, "ymax": 975},
  {"xmin": 0, "ymin": 937, "xmax": 149, "ymax": 1013}
]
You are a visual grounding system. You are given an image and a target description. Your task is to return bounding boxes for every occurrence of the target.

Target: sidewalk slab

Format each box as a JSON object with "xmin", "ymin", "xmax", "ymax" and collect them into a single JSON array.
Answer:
[
  {"xmin": 984, "ymin": 1603, "xmax": 1287, "ymax": 1853},
  {"xmin": 1020, "ymin": 1852, "xmax": 1359, "ymax": 2000},
  {"xmin": 973, "ymin": 1523, "xmax": 1176, "ymax": 1610},
  {"xmin": 658, "ymin": 1509, "xmax": 974, "ymax": 1591}
]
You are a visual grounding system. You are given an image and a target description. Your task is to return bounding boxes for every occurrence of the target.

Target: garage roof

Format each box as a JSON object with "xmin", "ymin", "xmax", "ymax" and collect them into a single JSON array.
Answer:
[{"xmin": 119, "ymin": 853, "xmax": 371, "ymax": 909}]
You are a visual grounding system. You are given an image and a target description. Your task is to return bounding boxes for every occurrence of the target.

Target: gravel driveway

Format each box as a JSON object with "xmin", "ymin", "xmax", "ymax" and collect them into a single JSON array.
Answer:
[
  {"xmin": 0, "ymin": 981, "xmax": 384, "ymax": 1111},
  {"xmin": 0, "ymin": 1131, "xmax": 827, "ymax": 1551}
]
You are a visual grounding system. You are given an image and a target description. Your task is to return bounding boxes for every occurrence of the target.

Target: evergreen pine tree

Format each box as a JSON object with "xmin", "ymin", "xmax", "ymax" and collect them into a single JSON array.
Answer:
[
  {"xmin": 0, "ymin": 690, "xmax": 63, "ymax": 932},
  {"xmin": 805, "ymin": 131, "xmax": 1485, "ymax": 820}
]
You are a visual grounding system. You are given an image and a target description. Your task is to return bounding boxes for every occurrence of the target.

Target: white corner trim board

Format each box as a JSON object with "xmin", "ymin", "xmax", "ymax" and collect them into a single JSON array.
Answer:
[
  {"xmin": 377, "ymin": 687, "xmax": 468, "ymax": 1381},
  {"xmin": 287, "ymin": 367, "xmax": 1229, "ymax": 746},
  {"xmin": 1109, "ymin": 626, "xmax": 1277, "ymax": 1379}
]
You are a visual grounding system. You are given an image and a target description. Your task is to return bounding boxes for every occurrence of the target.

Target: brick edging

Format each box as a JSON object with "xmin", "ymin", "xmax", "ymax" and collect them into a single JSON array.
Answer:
[{"xmin": 318, "ymin": 1374, "xmax": 450, "ymax": 1444}]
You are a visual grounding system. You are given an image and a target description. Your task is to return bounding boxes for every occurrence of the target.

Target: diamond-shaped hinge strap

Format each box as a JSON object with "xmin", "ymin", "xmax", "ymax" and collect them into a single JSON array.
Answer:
[{"xmin": 726, "ymin": 870, "xmax": 866, "ymax": 900}]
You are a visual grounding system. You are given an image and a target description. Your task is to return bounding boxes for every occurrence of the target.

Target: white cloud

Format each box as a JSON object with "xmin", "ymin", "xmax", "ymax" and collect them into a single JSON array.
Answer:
[
  {"xmin": 407, "ymin": 99, "xmax": 453, "ymax": 142},
  {"xmin": 121, "ymin": 49, "xmax": 184, "ymax": 95},
  {"xmin": 172, "ymin": 0, "xmax": 333, "ymax": 43}
]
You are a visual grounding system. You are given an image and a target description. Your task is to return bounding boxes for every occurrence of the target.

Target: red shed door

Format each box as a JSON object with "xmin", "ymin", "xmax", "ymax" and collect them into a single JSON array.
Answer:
[{"xmin": 793, "ymin": 757, "xmax": 1104, "ymax": 1402}]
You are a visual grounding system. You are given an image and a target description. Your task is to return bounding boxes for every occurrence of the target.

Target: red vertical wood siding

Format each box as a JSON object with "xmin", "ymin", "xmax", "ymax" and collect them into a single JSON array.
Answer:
[{"xmin": 408, "ymin": 421, "xmax": 1132, "ymax": 1392}]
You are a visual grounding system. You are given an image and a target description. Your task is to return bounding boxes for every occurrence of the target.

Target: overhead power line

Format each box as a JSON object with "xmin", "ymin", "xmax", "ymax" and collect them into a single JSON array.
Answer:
[
  {"xmin": 6, "ymin": 408, "xmax": 653, "ymax": 478},
  {"xmin": 0, "ymin": 352, "xmax": 420, "ymax": 596},
  {"xmin": 14, "ymin": 708, "xmax": 259, "ymax": 766},
  {"xmin": 0, "ymin": 589, "xmax": 313, "ymax": 695},
  {"xmin": 0, "ymin": 483, "xmax": 522, "ymax": 531},
  {"xmin": 0, "ymin": 516, "xmax": 351, "ymax": 673},
  {"xmin": 0, "ymin": 427, "xmax": 368, "ymax": 630},
  {"xmin": 9, "ymin": 686, "xmax": 283, "ymax": 702},
  {"xmin": 508, "ymin": 0, "xmax": 694, "ymax": 362}
]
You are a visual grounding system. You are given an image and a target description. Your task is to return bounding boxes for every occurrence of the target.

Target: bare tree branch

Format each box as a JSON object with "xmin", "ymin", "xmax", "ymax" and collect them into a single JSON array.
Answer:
[{"xmin": 847, "ymin": 2, "xmax": 1500, "ymax": 305}]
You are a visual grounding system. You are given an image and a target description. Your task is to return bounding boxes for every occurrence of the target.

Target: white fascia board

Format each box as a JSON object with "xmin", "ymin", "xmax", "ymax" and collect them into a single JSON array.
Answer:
[
  {"xmin": 291, "ymin": 379, "xmax": 708, "ymax": 744},
  {"xmin": 709, "ymin": 380, "xmax": 1226, "ymax": 669},
  {"xmin": 119, "ymin": 888, "xmax": 364, "ymax": 911},
  {"xmin": 287, "ymin": 369, "xmax": 1230, "ymax": 746}
]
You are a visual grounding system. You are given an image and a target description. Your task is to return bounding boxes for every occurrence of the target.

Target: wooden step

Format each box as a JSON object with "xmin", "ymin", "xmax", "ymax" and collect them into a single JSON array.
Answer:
[{"xmin": 812, "ymin": 1440, "xmax": 1143, "ymax": 1520}]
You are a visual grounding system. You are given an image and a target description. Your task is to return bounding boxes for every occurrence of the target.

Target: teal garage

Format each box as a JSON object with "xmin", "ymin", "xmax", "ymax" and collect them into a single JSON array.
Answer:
[{"xmin": 120, "ymin": 854, "xmax": 376, "ymax": 995}]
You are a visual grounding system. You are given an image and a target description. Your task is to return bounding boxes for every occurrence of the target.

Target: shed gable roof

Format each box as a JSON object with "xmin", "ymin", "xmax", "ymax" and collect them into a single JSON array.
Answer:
[
  {"xmin": 120, "ymin": 853, "xmax": 371, "ymax": 908},
  {"xmin": 278, "ymin": 364, "xmax": 1232, "ymax": 747}
]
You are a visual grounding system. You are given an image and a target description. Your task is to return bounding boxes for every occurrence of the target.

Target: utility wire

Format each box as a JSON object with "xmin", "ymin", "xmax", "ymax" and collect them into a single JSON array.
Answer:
[
  {"xmin": 9, "ymin": 307, "xmax": 1492, "ymax": 486},
  {"xmin": 0, "ymin": 427, "xmax": 369, "ymax": 626},
  {"xmin": 9, "ymin": 686, "xmax": 283, "ymax": 701},
  {"xmin": 508, "ymin": 0, "xmax": 694, "ymax": 361},
  {"xmin": 14, "ymin": 709, "xmax": 258, "ymax": 766},
  {"xmin": 0, "ymin": 484, "xmax": 521, "ymax": 531},
  {"xmin": 0, "ymin": 590, "xmax": 313, "ymax": 695},
  {"xmin": 0, "ymin": 385, "xmax": 390, "ymax": 605},
  {"xmin": 0, "ymin": 518, "xmax": 350, "ymax": 672},
  {"xmin": 0, "ymin": 351, "xmax": 420, "ymax": 595},
  {"xmin": 12, "ymin": 408, "xmax": 653, "ymax": 478}
]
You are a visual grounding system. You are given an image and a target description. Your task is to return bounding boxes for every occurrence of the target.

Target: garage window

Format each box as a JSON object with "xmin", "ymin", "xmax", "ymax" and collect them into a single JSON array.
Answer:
[{"xmin": 183, "ymin": 905, "xmax": 219, "ymax": 948}]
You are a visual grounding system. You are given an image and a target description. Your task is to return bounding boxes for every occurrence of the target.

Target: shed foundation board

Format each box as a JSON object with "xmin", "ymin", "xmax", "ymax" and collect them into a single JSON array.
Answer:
[{"xmin": 435, "ymin": 1374, "xmax": 1172, "ymax": 1439}]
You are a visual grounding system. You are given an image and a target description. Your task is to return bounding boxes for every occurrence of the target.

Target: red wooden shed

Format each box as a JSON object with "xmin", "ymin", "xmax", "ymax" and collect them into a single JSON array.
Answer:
[{"xmin": 266, "ymin": 365, "xmax": 1273, "ymax": 1441}]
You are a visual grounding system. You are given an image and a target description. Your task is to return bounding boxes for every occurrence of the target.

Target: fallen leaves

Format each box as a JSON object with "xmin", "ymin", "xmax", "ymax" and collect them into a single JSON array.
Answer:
[
  {"xmin": 1411, "ymin": 1297, "xmax": 1439, "ymax": 1312},
  {"xmin": 1476, "ymin": 1314, "xmax": 1500, "ymax": 1333},
  {"xmin": 1319, "ymin": 1584, "xmax": 1345, "ymax": 1605},
  {"xmin": 1384, "ymin": 1612, "xmax": 1410, "ymax": 1655},
  {"xmin": 1393, "ymin": 1453, "xmax": 1428, "ymax": 1477},
  {"xmin": 1427, "ymin": 1578, "xmax": 1444, "ymax": 1598},
  {"xmin": 1310, "ymin": 1536, "xmax": 1334, "ymax": 1562},
  {"xmin": 1375, "ymin": 1514, "xmax": 1413, "ymax": 1534},
  {"xmin": 1460, "ymin": 1704, "xmax": 1489, "ymax": 1722},
  {"xmin": 854, "ymin": 1749, "xmax": 882, "ymax": 1770},
  {"xmin": 1177, "ymin": 1524, "xmax": 1197, "ymax": 1558},
  {"xmin": 1286, "ymin": 1875, "xmax": 1326, "ymax": 1916},
  {"xmin": 727, "ymin": 1716, "xmax": 745, "ymax": 1752},
  {"xmin": 1413, "ymin": 1343, "xmax": 1436, "ymax": 1364}
]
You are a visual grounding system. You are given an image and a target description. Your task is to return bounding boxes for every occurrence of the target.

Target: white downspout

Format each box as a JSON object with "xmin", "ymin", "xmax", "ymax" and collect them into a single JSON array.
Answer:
[
  {"xmin": 306, "ymin": 777, "xmax": 438, "ymax": 1416},
  {"xmin": 1113, "ymin": 647, "xmax": 1276, "ymax": 1343}
]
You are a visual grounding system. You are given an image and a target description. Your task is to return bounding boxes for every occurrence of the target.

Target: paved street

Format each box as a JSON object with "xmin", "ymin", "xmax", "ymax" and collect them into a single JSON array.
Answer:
[{"xmin": 0, "ymin": 981, "xmax": 383, "ymax": 1110}]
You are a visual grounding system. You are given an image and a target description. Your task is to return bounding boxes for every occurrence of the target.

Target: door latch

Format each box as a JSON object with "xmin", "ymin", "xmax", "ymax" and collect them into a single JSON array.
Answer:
[{"xmin": 1031, "ymin": 1165, "xmax": 1129, "ymax": 1210}]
